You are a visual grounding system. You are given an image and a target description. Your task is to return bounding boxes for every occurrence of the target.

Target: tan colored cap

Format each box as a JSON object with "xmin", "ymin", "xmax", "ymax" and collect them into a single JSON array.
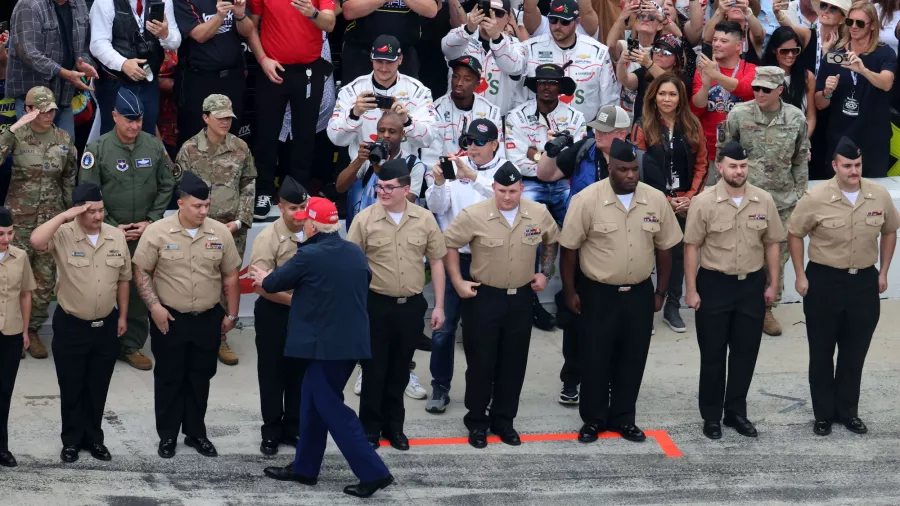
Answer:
[
  {"xmin": 26, "ymin": 86, "xmax": 58, "ymax": 113},
  {"xmin": 751, "ymin": 66, "xmax": 786, "ymax": 90},
  {"xmin": 202, "ymin": 94, "xmax": 236, "ymax": 119}
]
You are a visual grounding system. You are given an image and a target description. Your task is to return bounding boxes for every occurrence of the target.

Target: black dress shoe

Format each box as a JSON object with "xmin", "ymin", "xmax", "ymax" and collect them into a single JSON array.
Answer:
[
  {"xmin": 60, "ymin": 445, "xmax": 79, "ymax": 463},
  {"xmin": 578, "ymin": 423, "xmax": 604, "ymax": 443},
  {"xmin": 366, "ymin": 433, "xmax": 381, "ymax": 450},
  {"xmin": 723, "ymin": 414, "xmax": 758, "ymax": 437},
  {"xmin": 260, "ymin": 438, "xmax": 279, "ymax": 455},
  {"xmin": 612, "ymin": 424, "xmax": 646, "ymax": 442},
  {"xmin": 158, "ymin": 439, "xmax": 176, "ymax": 459},
  {"xmin": 184, "ymin": 436, "xmax": 218, "ymax": 457},
  {"xmin": 382, "ymin": 431, "xmax": 410, "ymax": 451},
  {"xmin": 279, "ymin": 435, "xmax": 299, "ymax": 447},
  {"xmin": 814, "ymin": 420, "xmax": 833, "ymax": 436},
  {"xmin": 264, "ymin": 463, "xmax": 318, "ymax": 485},
  {"xmin": 491, "ymin": 427, "xmax": 521, "ymax": 446},
  {"xmin": 0, "ymin": 451, "xmax": 17, "ymax": 468},
  {"xmin": 88, "ymin": 443, "xmax": 112, "ymax": 461},
  {"xmin": 843, "ymin": 417, "xmax": 868, "ymax": 434},
  {"xmin": 468, "ymin": 428, "xmax": 488, "ymax": 449},
  {"xmin": 417, "ymin": 333, "xmax": 432, "ymax": 352},
  {"xmin": 343, "ymin": 474, "xmax": 394, "ymax": 498},
  {"xmin": 703, "ymin": 421, "xmax": 722, "ymax": 440}
]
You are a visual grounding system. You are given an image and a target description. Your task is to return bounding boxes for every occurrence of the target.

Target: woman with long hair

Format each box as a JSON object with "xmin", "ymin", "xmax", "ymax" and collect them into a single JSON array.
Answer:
[
  {"xmin": 763, "ymin": 26, "xmax": 817, "ymax": 135},
  {"xmin": 632, "ymin": 72, "xmax": 708, "ymax": 333},
  {"xmin": 815, "ymin": 1, "xmax": 896, "ymax": 176},
  {"xmin": 874, "ymin": 0, "xmax": 900, "ymax": 52}
]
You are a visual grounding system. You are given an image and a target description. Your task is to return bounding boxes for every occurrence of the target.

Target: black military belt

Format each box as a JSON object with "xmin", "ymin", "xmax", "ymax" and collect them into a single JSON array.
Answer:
[
  {"xmin": 60, "ymin": 307, "xmax": 114, "ymax": 327},
  {"xmin": 477, "ymin": 283, "xmax": 531, "ymax": 295},
  {"xmin": 370, "ymin": 291, "xmax": 423, "ymax": 305}
]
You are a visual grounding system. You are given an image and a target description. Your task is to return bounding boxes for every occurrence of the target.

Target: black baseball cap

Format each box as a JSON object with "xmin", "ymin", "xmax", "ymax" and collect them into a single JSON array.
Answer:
[
  {"xmin": 548, "ymin": 0, "xmax": 579, "ymax": 21},
  {"xmin": 466, "ymin": 118, "xmax": 499, "ymax": 142},
  {"xmin": 371, "ymin": 35, "xmax": 402, "ymax": 62},
  {"xmin": 448, "ymin": 55, "xmax": 483, "ymax": 78}
]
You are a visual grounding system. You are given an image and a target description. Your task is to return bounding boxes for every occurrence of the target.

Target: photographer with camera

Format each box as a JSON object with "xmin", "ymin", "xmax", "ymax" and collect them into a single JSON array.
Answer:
[{"xmin": 90, "ymin": 0, "xmax": 182, "ymax": 135}]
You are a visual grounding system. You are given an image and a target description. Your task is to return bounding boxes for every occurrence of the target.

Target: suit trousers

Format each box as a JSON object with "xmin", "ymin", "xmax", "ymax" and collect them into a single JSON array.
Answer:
[
  {"xmin": 578, "ymin": 277, "xmax": 653, "ymax": 427},
  {"xmin": 461, "ymin": 284, "xmax": 533, "ymax": 431},
  {"xmin": 695, "ymin": 268, "xmax": 765, "ymax": 421},
  {"xmin": 51, "ymin": 308, "xmax": 119, "ymax": 447},
  {"xmin": 292, "ymin": 360, "xmax": 390, "ymax": 482},
  {"xmin": 150, "ymin": 305, "xmax": 223, "ymax": 440},
  {"xmin": 803, "ymin": 262, "xmax": 879, "ymax": 421},
  {"xmin": 359, "ymin": 292, "xmax": 426, "ymax": 435},
  {"xmin": 0, "ymin": 333, "xmax": 23, "ymax": 452},
  {"xmin": 255, "ymin": 298, "xmax": 307, "ymax": 440}
]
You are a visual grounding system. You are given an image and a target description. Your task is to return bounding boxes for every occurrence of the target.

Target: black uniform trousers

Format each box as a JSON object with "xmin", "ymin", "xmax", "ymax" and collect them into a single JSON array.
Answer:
[
  {"xmin": 176, "ymin": 66, "xmax": 246, "ymax": 147},
  {"xmin": 462, "ymin": 283, "xmax": 533, "ymax": 431},
  {"xmin": 0, "ymin": 333, "xmax": 23, "ymax": 453},
  {"xmin": 340, "ymin": 42, "xmax": 420, "ymax": 83},
  {"xmin": 803, "ymin": 262, "xmax": 880, "ymax": 422},
  {"xmin": 254, "ymin": 59, "xmax": 329, "ymax": 195},
  {"xmin": 150, "ymin": 305, "xmax": 223, "ymax": 441},
  {"xmin": 255, "ymin": 297, "xmax": 308, "ymax": 441},
  {"xmin": 578, "ymin": 277, "xmax": 654, "ymax": 427},
  {"xmin": 695, "ymin": 268, "xmax": 766, "ymax": 421},
  {"xmin": 557, "ymin": 261, "xmax": 585, "ymax": 387},
  {"xmin": 359, "ymin": 291, "xmax": 426, "ymax": 435},
  {"xmin": 51, "ymin": 308, "xmax": 119, "ymax": 447}
]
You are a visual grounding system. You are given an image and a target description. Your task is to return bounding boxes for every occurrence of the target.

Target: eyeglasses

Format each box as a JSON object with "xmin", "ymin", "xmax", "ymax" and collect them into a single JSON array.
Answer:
[
  {"xmin": 635, "ymin": 12, "xmax": 662, "ymax": 22},
  {"xmin": 651, "ymin": 47, "xmax": 674, "ymax": 56},
  {"xmin": 548, "ymin": 17, "xmax": 573, "ymax": 26},
  {"xmin": 466, "ymin": 137, "xmax": 491, "ymax": 146},
  {"xmin": 844, "ymin": 18, "xmax": 868, "ymax": 28},
  {"xmin": 751, "ymin": 85, "xmax": 776, "ymax": 93},
  {"xmin": 820, "ymin": 3, "xmax": 840, "ymax": 13},
  {"xmin": 373, "ymin": 184, "xmax": 406, "ymax": 194},
  {"xmin": 777, "ymin": 47, "xmax": 802, "ymax": 56}
]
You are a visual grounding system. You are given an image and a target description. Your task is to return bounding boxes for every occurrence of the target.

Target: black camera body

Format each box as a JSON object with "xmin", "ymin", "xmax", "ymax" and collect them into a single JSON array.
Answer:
[
  {"xmin": 366, "ymin": 140, "xmax": 390, "ymax": 165},
  {"xmin": 544, "ymin": 131, "xmax": 574, "ymax": 158}
]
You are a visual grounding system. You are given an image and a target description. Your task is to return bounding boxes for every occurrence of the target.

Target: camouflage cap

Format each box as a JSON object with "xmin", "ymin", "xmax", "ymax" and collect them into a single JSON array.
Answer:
[
  {"xmin": 202, "ymin": 94, "xmax": 237, "ymax": 119},
  {"xmin": 25, "ymin": 86, "xmax": 58, "ymax": 113},
  {"xmin": 751, "ymin": 66, "xmax": 786, "ymax": 90}
]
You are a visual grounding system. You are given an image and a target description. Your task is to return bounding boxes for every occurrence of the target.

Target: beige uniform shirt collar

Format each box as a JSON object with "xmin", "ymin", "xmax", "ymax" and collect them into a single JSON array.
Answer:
[
  {"xmin": 485, "ymin": 197, "xmax": 535, "ymax": 230},
  {"xmin": 165, "ymin": 212, "xmax": 217, "ymax": 242},
  {"xmin": 0, "ymin": 247, "xmax": 21, "ymax": 264},
  {"xmin": 273, "ymin": 217, "xmax": 302, "ymax": 244},
  {"xmin": 825, "ymin": 177, "xmax": 878, "ymax": 209},
  {"xmin": 71, "ymin": 222, "xmax": 115, "ymax": 249},
  {"xmin": 599, "ymin": 180, "xmax": 651, "ymax": 214},
  {"xmin": 371, "ymin": 200, "xmax": 423, "ymax": 228},
  {"xmin": 713, "ymin": 179, "xmax": 763, "ymax": 212}
]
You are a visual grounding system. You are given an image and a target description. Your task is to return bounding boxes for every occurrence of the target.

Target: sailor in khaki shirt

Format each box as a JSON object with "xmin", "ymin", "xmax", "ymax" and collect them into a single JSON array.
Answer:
[
  {"xmin": 682, "ymin": 141, "xmax": 785, "ymax": 441},
  {"xmin": 248, "ymin": 177, "xmax": 310, "ymax": 456},
  {"xmin": 30, "ymin": 183, "xmax": 131, "ymax": 463},
  {"xmin": 443, "ymin": 162, "xmax": 559, "ymax": 449},
  {"xmin": 0, "ymin": 207, "xmax": 36, "ymax": 469},
  {"xmin": 787, "ymin": 137, "xmax": 900, "ymax": 437},
  {"xmin": 346, "ymin": 159, "xmax": 447, "ymax": 451},
  {"xmin": 131, "ymin": 172, "xmax": 242, "ymax": 460},
  {"xmin": 557, "ymin": 139, "xmax": 682, "ymax": 445}
]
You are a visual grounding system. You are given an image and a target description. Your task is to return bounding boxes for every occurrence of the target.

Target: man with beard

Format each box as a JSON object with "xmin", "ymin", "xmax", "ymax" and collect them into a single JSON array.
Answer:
[{"xmin": 683, "ymin": 140, "xmax": 785, "ymax": 440}]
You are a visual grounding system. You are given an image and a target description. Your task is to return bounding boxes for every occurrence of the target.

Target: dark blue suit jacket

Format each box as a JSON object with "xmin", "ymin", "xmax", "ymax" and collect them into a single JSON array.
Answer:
[{"xmin": 261, "ymin": 232, "xmax": 372, "ymax": 361}]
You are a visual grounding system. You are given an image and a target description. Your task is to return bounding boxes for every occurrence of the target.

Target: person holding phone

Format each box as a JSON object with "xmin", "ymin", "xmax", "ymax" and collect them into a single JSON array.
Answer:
[
  {"xmin": 89, "ymin": 0, "xmax": 182, "ymax": 135},
  {"xmin": 703, "ymin": 0, "xmax": 766, "ymax": 64}
]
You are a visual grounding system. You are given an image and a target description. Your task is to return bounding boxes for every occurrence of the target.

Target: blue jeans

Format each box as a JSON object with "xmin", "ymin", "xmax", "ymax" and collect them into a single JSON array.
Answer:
[
  {"xmin": 14, "ymin": 99, "xmax": 75, "ymax": 140},
  {"xmin": 429, "ymin": 254, "xmax": 471, "ymax": 395},
  {"xmin": 94, "ymin": 77, "xmax": 159, "ymax": 136},
  {"xmin": 522, "ymin": 179, "xmax": 569, "ymax": 227}
]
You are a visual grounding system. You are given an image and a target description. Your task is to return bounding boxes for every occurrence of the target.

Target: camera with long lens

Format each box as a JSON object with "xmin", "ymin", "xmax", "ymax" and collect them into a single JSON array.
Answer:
[
  {"xmin": 366, "ymin": 140, "xmax": 390, "ymax": 165},
  {"xmin": 544, "ymin": 130, "xmax": 573, "ymax": 158}
]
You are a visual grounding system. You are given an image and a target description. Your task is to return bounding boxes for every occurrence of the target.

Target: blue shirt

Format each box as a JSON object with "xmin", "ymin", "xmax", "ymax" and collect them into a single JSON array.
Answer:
[{"xmin": 261, "ymin": 231, "xmax": 372, "ymax": 361}]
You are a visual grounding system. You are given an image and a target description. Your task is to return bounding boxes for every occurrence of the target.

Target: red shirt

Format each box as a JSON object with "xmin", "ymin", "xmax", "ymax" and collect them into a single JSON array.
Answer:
[
  {"xmin": 249, "ymin": 0, "xmax": 335, "ymax": 65},
  {"xmin": 690, "ymin": 60, "xmax": 756, "ymax": 159}
]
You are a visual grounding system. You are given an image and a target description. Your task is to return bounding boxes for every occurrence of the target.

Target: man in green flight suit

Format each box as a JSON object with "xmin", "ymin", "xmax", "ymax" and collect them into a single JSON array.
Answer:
[{"xmin": 79, "ymin": 89, "xmax": 176, "ymax": 370}]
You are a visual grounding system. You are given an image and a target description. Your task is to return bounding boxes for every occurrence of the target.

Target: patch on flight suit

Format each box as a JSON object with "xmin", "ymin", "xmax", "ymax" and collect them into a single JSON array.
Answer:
[
  {"xmin": 136, "ymin": 158, "xmax": 151, "ymax": 168},
  {"xmin": 116, "ymin": 159, "xmax": 128, "ymax": 172},
  {"xmin": 172, "ymin": 163, "xmax": 183, "ymax": 179},
  {"xmin": 80, "ymin": 152, "xmax": 94, "ymax": 169}
]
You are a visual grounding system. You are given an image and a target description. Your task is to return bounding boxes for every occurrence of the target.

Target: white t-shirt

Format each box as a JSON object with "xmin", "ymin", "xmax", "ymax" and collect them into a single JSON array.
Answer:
[
  {"xmin": 732, "ymin": 197, "xmax": 743, "ymax": 207},
  {"xmin": 295, "ymin": 232, "xmax": 304, "ymax": 242},
  {"xmin": 500, "ymin": 207, "xmax": 518, "ymax": 226},
  {"xmin": 87, "ymin": 234, "xmax": 99, "ymax": 246},
  {"xmin": 186, "ymin": 228, "xmax": 199, "ymax": 238},
  {"xmin": 617, "ymin": 192, "xmax": 635, "ymax": 210},
  {"xmin": 876, "ymin": 4, "xmax": 900, "ymax": 55},
  {"xmin": 842, "ymin": 190, "xmax": 860, "ymax": 205},
  {"xmin": 388, "ymin": 211, "xmax": 404, "ymax": 225},
  {"xmin": 0, "ymin": 252, "xmax": 6, "ymax": 262}
]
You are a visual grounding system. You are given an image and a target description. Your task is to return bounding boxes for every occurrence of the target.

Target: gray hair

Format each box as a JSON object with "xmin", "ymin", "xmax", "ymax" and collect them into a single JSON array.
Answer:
[{"xmin": 312, "ymin": 221, "xmax": 342, "ymax": 234}]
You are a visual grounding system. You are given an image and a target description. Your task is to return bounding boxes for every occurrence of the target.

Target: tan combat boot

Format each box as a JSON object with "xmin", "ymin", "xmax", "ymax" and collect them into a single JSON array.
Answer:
[
  {"xmin": 124, "ymin": 351, "xmax": 153, "ymax": 370},
  {"xmin": 218, "ymin": 338, "xmax": 238, "ymax": 366},
  {"xmin": 763, "ymin": 308, "xmax": 782, "ymax": 336},
  {"xmin": 27, "ymin": 328, "xmax": 48, "ymax": 359}
]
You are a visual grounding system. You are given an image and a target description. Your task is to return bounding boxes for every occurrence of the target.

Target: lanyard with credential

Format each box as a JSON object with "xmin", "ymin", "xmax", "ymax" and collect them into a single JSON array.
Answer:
[{"xmin": 715, "ymin": 61, "xmax": 742, "ymax": 104}]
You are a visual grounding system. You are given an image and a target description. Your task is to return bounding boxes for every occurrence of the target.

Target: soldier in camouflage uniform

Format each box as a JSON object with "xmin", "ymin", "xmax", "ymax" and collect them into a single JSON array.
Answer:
[
  {"xmin": 79, "ymin": 90, "xmax": 176, "ymax": 370},
  {"xmin": 718, "ymin": 66, "xmax": 810, "ymax": 337},
  {"xmin": 174, "ymin": 94, "xmax": 256, "ymax": 366},
  {"xmin": 0, "ymin": 86, "xmax": 77, "ymax": 359}
]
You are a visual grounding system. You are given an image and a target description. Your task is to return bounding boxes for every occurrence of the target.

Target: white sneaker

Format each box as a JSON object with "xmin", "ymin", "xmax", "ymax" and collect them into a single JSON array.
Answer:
[
  {"xmin": 353, "ymin": 369, "xmax": 362, "ymax": 396},
  {"xmin": 405, "ymin": 372, "xmax": 427, "ymax": 399}
]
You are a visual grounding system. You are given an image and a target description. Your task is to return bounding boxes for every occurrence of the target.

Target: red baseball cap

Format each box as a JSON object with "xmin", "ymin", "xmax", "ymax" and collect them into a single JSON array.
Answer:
[{"xmin": 293, "ymin": 197, "xmax": 339, "ymax": 224}]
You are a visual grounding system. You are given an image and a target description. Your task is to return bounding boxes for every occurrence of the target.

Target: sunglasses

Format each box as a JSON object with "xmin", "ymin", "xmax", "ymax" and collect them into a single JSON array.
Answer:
[
  {"xmin": 751, "ymin": 85, "xmax": 776, "ymax": 93},
  {"xmin": 548, "ymin": 17, "xmax": 573, "ymax": 26},
  {"xmin": 820, "ymin": 3, "xmax": 840, "ymax": 13},
  {"xmin": 536, "ymin": 79, "xmax": 560, "ymax": 86},
  {"xmin": 635, "ymin": 12, "xmax": 662, "ymax": 22},
  {"xmin": 844, "ymin": 18, "xmax": 868, "ymax": 28},
  {"xmin": 651, "ymin": 47, "xmax": 674, "ymax": 56},
  {"xmin": 491, "ymin": 8, "xmax": 506, "ymax": 17},
  {"xmin": 466, "ymin": 137, "xmax": 490, "ymax": 147},
  {"xmin": 777, "ymin": 47, "xmax": 802, "ymax": 56}
]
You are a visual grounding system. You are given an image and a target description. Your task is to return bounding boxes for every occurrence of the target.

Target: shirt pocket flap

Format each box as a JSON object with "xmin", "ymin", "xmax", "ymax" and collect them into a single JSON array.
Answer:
[
  {"xmin": 160, "ymin": 250, "xmax": 185, "ymax": 260},
  {"xmin": 522, "ymin": 235, "xmax": 541, "ymax": 245},
  {"xmin": 710, "ymin": 221, "xmax": 734, "ymax": 232},
  {"xmin": 821, "ymin": 218, "xmax": 846, "ymax": 229},
  {"xmin": 592, "ymin": 222, "xmax": 618, "ymax": 234},
  {"xmin": 866, "ymin": 215, "xmax": 885, "ymax": 226},
  {"xmin": 369, "ymin": 236, "xmax": 393, "ymax": 247},
  {"xmin": 641, "ymin": 222, "xmax": 661, "ymax": 233},
  {"xmin": 105, "ymin": 258, "xmax": 125, "ymax": 268},
  {"xmin": 203, "ymin": 251, "xmax": 224, "ymax": 260},
  {"xmin": 407, "ymin": 236, "xmax": 427, "ymax": 246},
  {"xmin": 67, "ymin": 257, "xmax": 90, "ymax": 267},
  {"xmin": 746, "ymin": 220, "xmax": 768, "ymax": 230},
  {"xmin": 479, "ymin": 238, "xmax": 504, "ymax": 247}
]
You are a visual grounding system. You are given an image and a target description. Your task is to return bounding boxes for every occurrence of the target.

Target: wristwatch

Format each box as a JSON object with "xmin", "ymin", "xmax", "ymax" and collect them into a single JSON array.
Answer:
[
  {"xmin": 309, "ymin": 8, "xmax": 319, "ymax": 20},
  {"xmin": 226, "ymin": 314, "xmax": 239, "ymax": 322}
]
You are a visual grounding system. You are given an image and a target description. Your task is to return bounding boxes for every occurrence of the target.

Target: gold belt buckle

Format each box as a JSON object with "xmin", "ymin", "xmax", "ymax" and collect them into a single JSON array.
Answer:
[
  {"xmin": 91, "ymin": 321, "xmax": 104, "ymax": 328},
  {"xmin": 737, "ymin": 274, "xmax": 747, "ymax": 281},
  {"xmin": 506, "ymin": 288, "xmax": 517, "ymax": 295},
  {"xmin": 848, "ymin": 268, "xmax": 858, "ymax": 275},
  {"xmin": 618, "ymin": 286, "xmax": 631, "ymax": 292},
  {"xmin": 397, "ymin": 297, "xmax": 407, "ymax": 304}
]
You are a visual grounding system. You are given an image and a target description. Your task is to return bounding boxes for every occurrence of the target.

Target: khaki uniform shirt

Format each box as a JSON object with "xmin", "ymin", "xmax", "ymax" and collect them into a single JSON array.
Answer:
[
  {"xmin": 0, "ymin": 246, "xmax": 37, "ymax": 335},
  {"xmin": 249, "ymin": 218, "xmax": 302, "ymax": 296},
  {"xmin": 444, "ymin": 198, "xmax": 559, "ymax": 289},
  {"xmin": 787, "ymin": 177, "xmax": 900, "ymax": 270},
  {"xmin": 347, "ymin": 202, "xmax": 447, "ymax": 297},
  {"xmin": 132, "ymin": 213, "xmax": 243, "ymax": 313},
  {"xmin": 48, "ymin": 222, "xmax": 132, "ymax": 320},
  {"xmin": 558, "ymin": 180, "xmax": 683, "ymax": 285},
  {"xmin": 684, "ymin": 180, "xmax": 787, "ymax": 276}
]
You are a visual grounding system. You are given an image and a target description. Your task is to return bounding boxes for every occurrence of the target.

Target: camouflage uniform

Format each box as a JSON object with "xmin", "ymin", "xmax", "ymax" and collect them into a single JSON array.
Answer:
[
  {"xmin": 719, "ymin": 67, "xmax": 810, "ymax": 306},
  {"xmin": 0, "ymin": 87, "xmax": 77, "ymax": 331}
]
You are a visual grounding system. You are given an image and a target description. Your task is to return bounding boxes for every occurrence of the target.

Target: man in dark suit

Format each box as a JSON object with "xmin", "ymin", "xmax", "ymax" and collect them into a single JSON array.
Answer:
[{"xmin": 249, "ymin": 196, "xmax": 393, "ymax": 499}]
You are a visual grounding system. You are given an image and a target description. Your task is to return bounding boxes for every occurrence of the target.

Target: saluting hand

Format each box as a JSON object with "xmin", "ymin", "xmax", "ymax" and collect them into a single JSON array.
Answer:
[
  {"xmin": 150, "ymin": 304, "xmax": 175, "ymax": 334},
  {"xmin": 10, "ymin": 110, "xmax": 41, "ymax": 133},
  {"xmin": 795, "ymin": 275, "xmax": 808, "ymax": 297},
  {"xmin": 453, "ymin": 280, "xmax": 480, "ymax": 298},
  {"xmin": 61, "ymin": 204, "xmax": 91, "ymax": 221},
  {"xmin": 430, "ymin": 307, "xmax": 445, "ymax": 330}
]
